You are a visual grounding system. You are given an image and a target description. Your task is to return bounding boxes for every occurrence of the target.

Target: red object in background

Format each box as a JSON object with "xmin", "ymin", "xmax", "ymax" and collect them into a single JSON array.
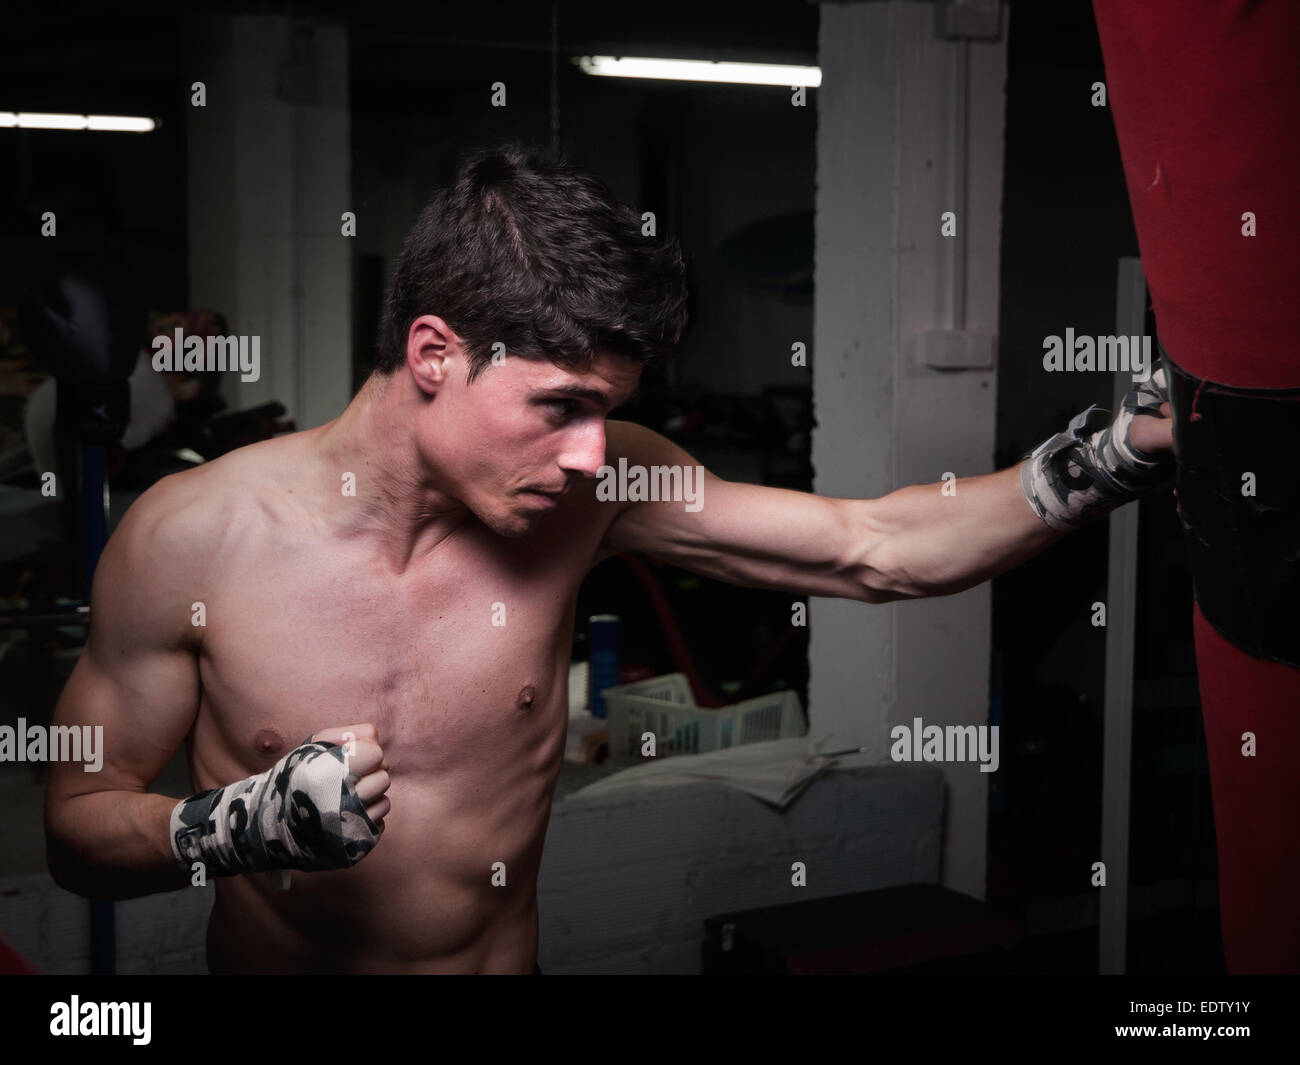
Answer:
[
  {"xmin": 617, "ymin": 553, "xmax": 725, "ymax": 707},
  {"xmin": 1092, "ymin": 0, "xmax": 1300, "ymax": 391},
  {"xmin": 0, "ymin": 929, "xmax": 39, "ymax": 974},
  {"xmin": 1193, "ymin": 604, "xmax": 1300, "ymax": 973},
  {"xmin": 1092, "ymin": 0, "xmax": 1300, "ymax": 973},
  {"xmin": 620, "ymin": 664, "xmax": 656, "ymax": 685}
]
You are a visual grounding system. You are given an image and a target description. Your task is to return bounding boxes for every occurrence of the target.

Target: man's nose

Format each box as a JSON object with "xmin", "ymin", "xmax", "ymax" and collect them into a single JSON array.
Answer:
[{"xmin": 558, "ymin": 420, "xmax": 607, "ymax": 478}]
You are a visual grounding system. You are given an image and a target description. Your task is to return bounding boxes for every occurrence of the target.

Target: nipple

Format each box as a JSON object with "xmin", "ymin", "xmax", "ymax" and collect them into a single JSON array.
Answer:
[{"xmin": 253, "ymin": 728, "xmax": 286, "ymax": 756}]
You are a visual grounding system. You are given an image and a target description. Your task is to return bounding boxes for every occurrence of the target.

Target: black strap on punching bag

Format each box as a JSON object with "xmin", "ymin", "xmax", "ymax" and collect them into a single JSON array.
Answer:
[{"xmin": 1164, "ymin": 342, "xmax": 1300, "ymax": 668}]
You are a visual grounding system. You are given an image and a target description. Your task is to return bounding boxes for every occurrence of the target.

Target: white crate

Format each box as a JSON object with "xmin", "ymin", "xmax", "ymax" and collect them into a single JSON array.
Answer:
[{"xmin": 601, "ymin": 672, "xmax": 805, "ymax": 757}]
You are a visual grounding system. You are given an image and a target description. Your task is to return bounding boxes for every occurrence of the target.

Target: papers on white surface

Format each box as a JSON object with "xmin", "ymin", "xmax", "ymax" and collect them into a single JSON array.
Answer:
[{"xmin": 569, "ymin": 736, "xmax": 864, "ymax": 810}]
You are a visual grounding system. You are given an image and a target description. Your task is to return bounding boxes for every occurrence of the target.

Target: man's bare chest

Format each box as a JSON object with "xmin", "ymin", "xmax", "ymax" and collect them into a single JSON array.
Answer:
[{"xmin": 192, "ymin": 531, "xmax": 586, "ymax": 779}]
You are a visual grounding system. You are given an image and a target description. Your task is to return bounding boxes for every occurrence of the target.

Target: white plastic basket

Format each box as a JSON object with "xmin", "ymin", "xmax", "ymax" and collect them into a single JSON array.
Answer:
[{"xmin": 601, "ymin": 672, "xmax": 805, "ymax": 757}]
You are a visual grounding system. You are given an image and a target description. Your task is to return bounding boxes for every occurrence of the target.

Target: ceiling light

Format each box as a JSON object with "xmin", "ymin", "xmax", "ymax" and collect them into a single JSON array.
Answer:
[
  {"xmin": 574, "ymin": 56, "xmax": 820, "ymax": 88},
  {"xmin": 0, "ymin": 112, "xmax": 156, "ymax": 132}
]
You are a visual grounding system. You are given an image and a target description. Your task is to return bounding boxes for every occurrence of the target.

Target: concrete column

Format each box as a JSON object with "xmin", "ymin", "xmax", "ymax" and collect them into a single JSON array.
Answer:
[
  {"xmin": 810, "ymin": 0, "xmax": 1008, "ymax": 898},
  {"xmin": 186, "ymin": 15, "xmax": 351, "ymax": 429}
]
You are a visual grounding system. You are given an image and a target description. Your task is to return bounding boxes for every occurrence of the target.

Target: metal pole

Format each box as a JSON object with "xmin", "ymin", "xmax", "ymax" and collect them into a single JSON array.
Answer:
[
  {"xmin": 82, "ymin": 442, "xmax": 116, "ymax": 975},
  {"xmin": 1098, "ymin": 257, "xmax": 1146, "ymax": 974}
]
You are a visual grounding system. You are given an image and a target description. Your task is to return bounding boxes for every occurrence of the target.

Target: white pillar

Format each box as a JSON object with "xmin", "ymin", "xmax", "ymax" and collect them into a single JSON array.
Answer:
[
  {"xmin": 810, "ymin": 0, "xmax": 1008, "ymax": 898},
  {"xmin": 186, "ymin": 15, "xmax": 351, "ymax": 429}
]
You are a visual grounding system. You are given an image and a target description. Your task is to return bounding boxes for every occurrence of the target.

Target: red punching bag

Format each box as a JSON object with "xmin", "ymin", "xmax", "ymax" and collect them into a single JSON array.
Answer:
[{"xmin": 1091, "ymin": 0, "xmax": 1300, "ymax": 973}]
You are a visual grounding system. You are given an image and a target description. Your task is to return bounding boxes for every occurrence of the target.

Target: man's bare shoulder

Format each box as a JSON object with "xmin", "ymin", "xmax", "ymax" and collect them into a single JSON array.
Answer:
[
  {"xmin": 603, "ymin": 419, "xmax": 699, "ymax": 466},
  {"xmin": 583, "ymin": 420, "xmax": 694, "ymax": 566},
  {"xmin": 113, "ymin": 433, "xmax": 308, "ymax": 568},
  {"xmin": 603, "ymin": 418, "xmax": 647, "ymax": 462}
]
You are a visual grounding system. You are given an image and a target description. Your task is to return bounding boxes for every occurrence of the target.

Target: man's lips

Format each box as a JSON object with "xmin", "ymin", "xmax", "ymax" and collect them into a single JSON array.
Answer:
[{"xmin": 522, "ymin": 488, "xmax": 564, "ymax": 507}]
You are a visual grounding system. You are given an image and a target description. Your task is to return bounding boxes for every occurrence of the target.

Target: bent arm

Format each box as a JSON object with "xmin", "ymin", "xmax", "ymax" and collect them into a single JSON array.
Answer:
[
  {"xmin": 598, "ymin": 421, "xmax": 1064, "ymax": 602},
  {"xmin": 45, "ymin": 476, "xmax": 207, "ymax": 900}
]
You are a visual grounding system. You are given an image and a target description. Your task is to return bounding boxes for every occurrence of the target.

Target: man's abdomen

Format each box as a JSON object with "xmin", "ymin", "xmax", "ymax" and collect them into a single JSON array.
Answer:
[{"xmin": 205, "ymin": 776, "xmax": 551, "ymax": 974}]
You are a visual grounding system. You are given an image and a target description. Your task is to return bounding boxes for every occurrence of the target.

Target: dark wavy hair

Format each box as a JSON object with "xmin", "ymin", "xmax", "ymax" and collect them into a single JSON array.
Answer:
[{"xmin": 374, "ymin": 142, "xmax": 689, "ymax": 382}]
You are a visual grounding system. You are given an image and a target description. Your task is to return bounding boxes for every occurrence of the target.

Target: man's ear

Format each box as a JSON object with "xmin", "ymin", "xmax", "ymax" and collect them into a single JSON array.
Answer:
[{"xmin": 406, "ymin": 315, "xmax": 458, "ymax": 395}]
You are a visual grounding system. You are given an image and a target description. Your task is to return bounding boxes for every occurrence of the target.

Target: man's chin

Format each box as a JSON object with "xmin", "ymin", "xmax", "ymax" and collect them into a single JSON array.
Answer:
[{"xmin": 482, "ymin": 508, "xmax": 538, "ymax": 539}]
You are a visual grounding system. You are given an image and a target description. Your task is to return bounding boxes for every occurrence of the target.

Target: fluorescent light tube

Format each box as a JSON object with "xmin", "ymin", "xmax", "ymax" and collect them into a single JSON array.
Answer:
[
  {"xmin": 0, "ymin": 112, "xmax": 156, "ymax": 132},
  {"xmin": 575, "ymin": 56, "xmax": 820, "ymax": 88}
]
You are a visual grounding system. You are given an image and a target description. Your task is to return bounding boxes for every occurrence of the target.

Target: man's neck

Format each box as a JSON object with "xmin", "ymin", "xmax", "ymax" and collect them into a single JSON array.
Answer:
[{"xmin": 311, "ymin": 374, "xmax": 472, "ymax": 573}]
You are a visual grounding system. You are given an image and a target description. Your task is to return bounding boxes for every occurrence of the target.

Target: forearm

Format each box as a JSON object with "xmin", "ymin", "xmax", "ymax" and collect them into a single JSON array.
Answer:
[
  {"xmin": 47, "ymin": 790, "xmax": 191, "ymax": 900},
  {"xmin": 49, "ymin": 737, "xmax": 382, "ymax": 900},
  {"xmin": 848, "ymin": 462, "xmax": 1068, "ymax": 600}
]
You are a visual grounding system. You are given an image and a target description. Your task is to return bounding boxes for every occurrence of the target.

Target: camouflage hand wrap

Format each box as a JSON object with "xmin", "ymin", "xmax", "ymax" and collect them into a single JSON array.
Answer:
[
  {"xmin": 1020, "ymin": 365, "xmax": 1173, "ymax": 530},
  {"xmin": 169, "ymin": 739, "xmax": 380, "ymax": 875}
]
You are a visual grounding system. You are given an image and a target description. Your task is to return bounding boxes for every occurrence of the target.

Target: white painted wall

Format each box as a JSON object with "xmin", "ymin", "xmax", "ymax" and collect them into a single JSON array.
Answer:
[
  {"xmin": 810, "ymin": 1, "xmax": 1009, "ymax": 899},
  {"xmin": 186, "ymin": 15, "xmax": 352, "ymax": 429}
]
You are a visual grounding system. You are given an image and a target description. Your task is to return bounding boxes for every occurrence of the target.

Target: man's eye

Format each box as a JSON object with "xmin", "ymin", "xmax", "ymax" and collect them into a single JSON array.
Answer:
[{"xmin": 547, "ymin": 400, "xmax": 579, "ymax": 419}]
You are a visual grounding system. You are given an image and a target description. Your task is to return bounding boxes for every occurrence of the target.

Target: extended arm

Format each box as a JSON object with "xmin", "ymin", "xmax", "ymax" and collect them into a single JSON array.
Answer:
[{"xmin": 598, "ymin": 374, "xmax": 1173, "ymax": 602}]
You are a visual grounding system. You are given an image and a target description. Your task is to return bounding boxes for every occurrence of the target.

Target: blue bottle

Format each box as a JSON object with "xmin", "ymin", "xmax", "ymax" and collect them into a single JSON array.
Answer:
[{"xmin": 588, "ymin": 614, "xmax": 621, "ymax": 719}]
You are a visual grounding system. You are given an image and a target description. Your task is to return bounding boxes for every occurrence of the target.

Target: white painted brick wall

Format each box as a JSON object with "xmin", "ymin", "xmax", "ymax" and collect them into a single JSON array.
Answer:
[{"xmin": 538, "ymin": 764, "xmax": 944, "ymax": 974}]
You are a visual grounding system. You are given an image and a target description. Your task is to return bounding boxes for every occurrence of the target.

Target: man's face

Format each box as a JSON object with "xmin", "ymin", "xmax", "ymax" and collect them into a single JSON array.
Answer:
[{"xmin": 424, "ymin": 346, "xmax": 642, "ymax": 538}]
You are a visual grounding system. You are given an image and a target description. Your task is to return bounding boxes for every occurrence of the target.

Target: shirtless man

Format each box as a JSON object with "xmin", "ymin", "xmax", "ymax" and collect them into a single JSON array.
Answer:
[{"xmin": 43, "ymin": 144, "xmax": 1174, "ymax": 974}]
